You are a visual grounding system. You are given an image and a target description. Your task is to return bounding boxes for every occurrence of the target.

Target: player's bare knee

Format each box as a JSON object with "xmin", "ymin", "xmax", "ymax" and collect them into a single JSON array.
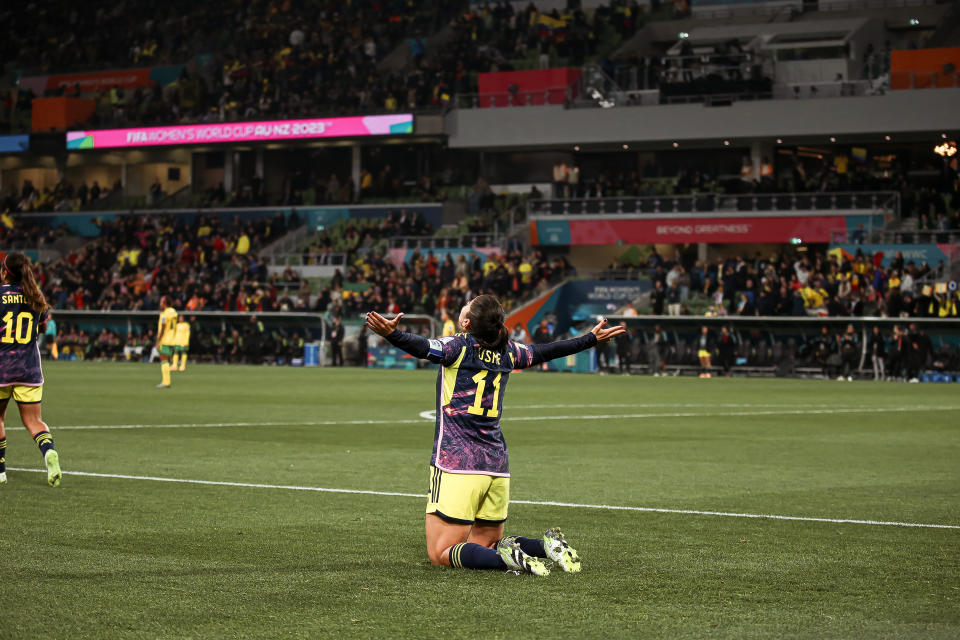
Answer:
[{"xmin": 427, "ymin": 545, "xmax": 450, "ymax": 566}]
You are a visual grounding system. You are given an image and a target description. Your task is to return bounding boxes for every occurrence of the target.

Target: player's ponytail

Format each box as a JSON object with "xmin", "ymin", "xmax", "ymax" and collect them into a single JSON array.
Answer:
[
  {"xmin": 2, "ymin": 252, "xmax": 50, "ymax": 314},
  {"xmin": 465, "ymin": 294, "xmax": 509, "ymax": 351}
]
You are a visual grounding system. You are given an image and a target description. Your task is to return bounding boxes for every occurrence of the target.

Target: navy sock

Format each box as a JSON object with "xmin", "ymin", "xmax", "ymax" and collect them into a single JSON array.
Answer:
[
  {"xmin": 0, "ymin": 437, "xmax": 6, "ymax": 472},
  {"xmin": 34, "ymin": 431, "xmax": 54, "ymax": 457},
  {"xmin": 515, "ymin": 536, "xmax": 547, "ymax": 558},
  {"xmin": 448, "ymin": 543, "xmax": 507, "ymax": 570}
]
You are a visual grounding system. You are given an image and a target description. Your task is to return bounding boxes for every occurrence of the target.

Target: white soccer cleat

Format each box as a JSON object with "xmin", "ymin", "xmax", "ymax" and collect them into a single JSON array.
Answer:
[
  {"xmin": 497, "ymin": 538, "xmax": 550, "ymax": 576},
  {"xmin": 0, "ymin": 471, "xmax": 6, "ymax": 486},
  {"xmin": 543, "ymin": 528, "xmax": 582, "ymax": 573}
]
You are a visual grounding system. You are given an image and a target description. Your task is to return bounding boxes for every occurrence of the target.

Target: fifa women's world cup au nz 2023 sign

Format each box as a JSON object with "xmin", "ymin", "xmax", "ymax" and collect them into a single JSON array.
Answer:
[{"xmin": 66, "ymin": 114, "xmax": 414, "ymax": 149}]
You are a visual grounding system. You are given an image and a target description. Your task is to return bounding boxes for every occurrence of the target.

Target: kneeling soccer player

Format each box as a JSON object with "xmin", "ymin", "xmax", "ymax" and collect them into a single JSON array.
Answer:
[
  {"xmin": 0, "ymin": 252, "xmax": 62, "ymax": 487},
  {"xmin": 365, "ymin": 296, "xmax": 624, "ymax": 576}
]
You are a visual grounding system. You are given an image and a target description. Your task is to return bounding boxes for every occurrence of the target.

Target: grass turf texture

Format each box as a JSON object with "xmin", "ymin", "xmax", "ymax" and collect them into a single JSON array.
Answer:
[{"xmin": 1, "ymin": 362, "xmax": 958, "ymax": 639}]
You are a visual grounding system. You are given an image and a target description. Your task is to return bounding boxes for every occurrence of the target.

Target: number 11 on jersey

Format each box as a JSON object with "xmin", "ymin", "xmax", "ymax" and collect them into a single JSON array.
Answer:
[{"xmin": 467, "ymin": 370, "xmax": 502, "ymax": 418}]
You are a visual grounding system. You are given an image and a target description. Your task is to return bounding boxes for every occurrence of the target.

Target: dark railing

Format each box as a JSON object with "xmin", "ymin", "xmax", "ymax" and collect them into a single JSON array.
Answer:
[
  {"xmin": 882, "ymin": 228, "xmax": 960, "ymax": 244},
  {"xmin": 527, "ymin": 191, "xmax": 899, "ymax": 217},
  {"xmin": 890, "ymin": 70, "xmax": 960, "ymax": 90},
  {"xmin": 452, "ymin": 88, "xmax": 572, "ymax": 109},
  {"xmin": 387, "ymin": 232, "xmax": 500, "ymax": 249}
]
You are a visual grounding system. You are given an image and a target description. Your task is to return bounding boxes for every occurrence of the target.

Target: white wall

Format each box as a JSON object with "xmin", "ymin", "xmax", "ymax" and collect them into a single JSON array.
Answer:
[{"xmin": 447, "ymin": 89, "xmax": 960, "ymax": 148}]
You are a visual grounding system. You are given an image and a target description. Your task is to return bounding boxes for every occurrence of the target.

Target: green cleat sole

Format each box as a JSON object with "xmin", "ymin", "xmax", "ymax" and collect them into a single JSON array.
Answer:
[{"xmin": 45, "ymin": 450, "xmax": 61, "ymax": 487}]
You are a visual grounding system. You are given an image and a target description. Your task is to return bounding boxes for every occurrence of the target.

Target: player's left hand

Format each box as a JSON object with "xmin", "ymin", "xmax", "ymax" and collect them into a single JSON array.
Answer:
[
  {"xmin": 365, "ymin": 311, "xmax": 404, "ymax": 337},
  {"xmin": 591, "ymin": 318, "xmax": 626, "ymax": 343}
]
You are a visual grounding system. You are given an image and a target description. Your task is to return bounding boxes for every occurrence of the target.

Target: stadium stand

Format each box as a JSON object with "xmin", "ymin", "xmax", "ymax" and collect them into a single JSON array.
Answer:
[{"xmin": 0, "ymin": 0, "xmax": 956, "ymax": 379}]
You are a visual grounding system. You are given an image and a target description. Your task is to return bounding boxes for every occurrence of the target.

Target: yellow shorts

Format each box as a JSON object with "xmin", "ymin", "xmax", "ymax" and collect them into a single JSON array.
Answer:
[
  {"xmin": 698, "ymin": 349, "xmax": 711, "ymax": 358},
  {"xmin": 0, "ymin": 384, "xmax": 43, "ymax": 404},
  {"xmin": 426, "ymin": 465, "xmax": 510, "ymax": 524}
]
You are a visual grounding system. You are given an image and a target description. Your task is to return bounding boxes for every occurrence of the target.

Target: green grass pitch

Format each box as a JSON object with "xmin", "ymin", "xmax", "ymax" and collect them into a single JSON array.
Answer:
[{"xmin": 1, "ymin": 362, "xmax": 958, "ymax": 639}]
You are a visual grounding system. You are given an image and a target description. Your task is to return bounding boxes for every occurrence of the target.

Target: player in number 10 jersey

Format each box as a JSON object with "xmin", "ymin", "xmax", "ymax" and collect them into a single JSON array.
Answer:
[
  {"xmin": 0, "ymin": 252, "xmax": 61, "ymax": 487},
  {"xmin": 366, "ymin": 294, "xmax": 624, "ymax": 576}
]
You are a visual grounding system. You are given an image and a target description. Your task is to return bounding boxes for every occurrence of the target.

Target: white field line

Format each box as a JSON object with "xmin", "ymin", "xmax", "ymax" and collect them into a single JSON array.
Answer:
[
  {"xmin": 20, "ymin": 404, "xmax": 960, "ymax": 431},
  {"xmin": 8, "ymin": 466, "xmax": 959, "ymax": 530}
]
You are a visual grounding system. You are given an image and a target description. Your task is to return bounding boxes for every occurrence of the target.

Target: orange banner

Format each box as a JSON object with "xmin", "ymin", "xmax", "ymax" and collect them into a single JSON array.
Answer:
[
  {"xmin": 45, "ymin": 68, "xmax": 154, "ymax": 92},
  {"xmin": 890, "ymin": 47, "xmax": 960, "ymax": 89},
  {"xmin": 32, "ymin": 98, "xmax": 97, "ymax": 132}
]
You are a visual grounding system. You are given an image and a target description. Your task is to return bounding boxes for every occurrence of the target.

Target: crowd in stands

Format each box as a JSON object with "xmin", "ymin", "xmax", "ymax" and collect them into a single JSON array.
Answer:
[
  {"xmin": 5, "ymin": 0, "xmax": 459, "ymax": 128},
  {"xmin": 315, "ymin": 248, "xmax": 571, "ymax": 324},
  {"xmin": 3, "ymin": 0, "xmax": 652, "ymax": 133},
  {"xmin": 0, "ymin": 208, "xmax": 64, "ymax": 248},
  {"xmin": 620, "ymin": 247, "xmax": 958, "ymax": 319},
  {"xmin": 2, "ymin": 179, "xmax": 125, "ymax": 213},
  {"xmin": 35, "ymin": 211, "xmax": 297, "ymax": 312},
  {"xmin": 300, "ymin": 209, "xmax": 435, "ymax": 263},
  {"xmin": 546, "ymin": 155, "xmax": 960, "ymax": 224}
]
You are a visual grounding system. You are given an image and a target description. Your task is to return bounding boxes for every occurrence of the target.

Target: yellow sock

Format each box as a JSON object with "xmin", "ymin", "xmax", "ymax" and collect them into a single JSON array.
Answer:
[
  {"xmin": 161, "ymin": 362, "xmax": 171, "ymax": 386},
  {"xmin": 178, "ymin": 353, "xmax": 187, "ymax": 371},
  {"xmin": 171, "ymin": 353, "xmax": 180, "ymax": 369},
  {"xmin": 51, "ymin": 342, "xmax": 59, "ymax": 360}
]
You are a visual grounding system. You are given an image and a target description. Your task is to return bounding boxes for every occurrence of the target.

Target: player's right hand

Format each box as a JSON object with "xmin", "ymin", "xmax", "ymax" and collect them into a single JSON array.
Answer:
[
  {"xmin": 365, "ymin": 311, "xmax": 404, "ymax": 337},
  {"xmin": 591, "ymin": 318, "xmax": 626, "ymax": 343}
]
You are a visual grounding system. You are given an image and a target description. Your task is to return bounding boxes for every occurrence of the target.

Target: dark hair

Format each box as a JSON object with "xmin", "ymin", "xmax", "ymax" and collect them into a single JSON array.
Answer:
[
  {"xmin": 2, "ymin": 252, "xmax": 50, "ymax": 314},
  {"xmin": 465, "ymin": 294, "xmax": 508, "ymax": 351}
]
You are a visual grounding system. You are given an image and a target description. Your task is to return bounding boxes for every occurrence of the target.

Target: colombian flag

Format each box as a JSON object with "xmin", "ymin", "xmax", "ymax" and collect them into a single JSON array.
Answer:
[{"xmin": 536, "ymin": 14, "xmax": 568, "ymax": 42}]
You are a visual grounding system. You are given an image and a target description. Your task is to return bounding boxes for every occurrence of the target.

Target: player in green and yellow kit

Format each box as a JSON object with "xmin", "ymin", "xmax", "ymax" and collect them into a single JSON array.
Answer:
[
  {"xmin": 171, "ymin": 315, "xmax": 191, "ymax": 372},
  {"xmin": 156, "ymin": 298, "xmax": 178, "ymax": 388}
]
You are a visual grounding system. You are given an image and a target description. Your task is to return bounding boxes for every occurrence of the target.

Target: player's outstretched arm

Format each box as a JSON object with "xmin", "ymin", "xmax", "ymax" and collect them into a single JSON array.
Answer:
[
  {"xmin": 366, "ymin": 311, "xmax": 440, "ymax": 362},
  {"xmin": 527, "ymin": 318, "xmax": 627, "ymax": 366}
]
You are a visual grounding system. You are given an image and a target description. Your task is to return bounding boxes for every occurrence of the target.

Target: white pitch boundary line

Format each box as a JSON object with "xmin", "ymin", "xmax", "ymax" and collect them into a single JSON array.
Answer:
[
  {"xmin": 23, "ymin": 404, "xmax": 960, "ymax": 431},
  {"xmin": 8, "ymin": 467, "xmax": 959, "ymax": 530}
]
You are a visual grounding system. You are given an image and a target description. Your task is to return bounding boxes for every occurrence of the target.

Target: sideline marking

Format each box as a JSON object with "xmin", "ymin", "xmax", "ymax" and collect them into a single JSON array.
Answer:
[
  {"xmin": 35, "ymin": 404, "xmax": 960, "ymax": 430},
  {"xmin": 8, "ymin": 467, "xmax": 959, "ymax": 530}
]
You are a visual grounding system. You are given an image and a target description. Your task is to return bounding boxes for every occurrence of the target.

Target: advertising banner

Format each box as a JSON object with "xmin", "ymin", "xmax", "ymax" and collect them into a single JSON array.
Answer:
[
  {"xmin": 890, "ymin": 48, "xmax": 960, "ymax": 90},
  {"xmin": 477, "ymin": 68, "xmax": 581, "ymax": 106},
  {"xmin": 32, "ymin": 97, "xmax": 97, "ymax": 132},
  {"xmin": 18, "ymin": 66, "xmax": 185, "ymax": 97},
  {"xmin": 67, "ymin": 114, "xmax": 414, "ymax": 149},
  {"xmin": 533, "ymin": 214, "xmax": 885, "ymax": 245},
  {"xmin": 830, "ymin": 243, "xmax": 959, "ymax": 267},
  {"xmin": 0, "ymin": 135, "xmax": 29, "ymax": 153}
]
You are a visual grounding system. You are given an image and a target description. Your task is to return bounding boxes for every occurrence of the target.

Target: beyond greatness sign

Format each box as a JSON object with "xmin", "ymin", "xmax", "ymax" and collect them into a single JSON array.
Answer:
[
  {"xmin": 534, "ymin": 215, "xmax": 885, "ymax": 245},
  {"xmin": 66, "ymin": 114, "xmax": 414, "ymax": 149}
]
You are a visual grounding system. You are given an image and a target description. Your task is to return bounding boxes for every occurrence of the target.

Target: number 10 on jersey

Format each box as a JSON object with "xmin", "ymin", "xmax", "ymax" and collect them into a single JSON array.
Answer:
[
  {"xmin": 467, "ymin": 370, "xmax": 502, "ymax": 418},
  {"xmin": 1, "ymin": 311, "xmax": 33, "ymax": 344}
]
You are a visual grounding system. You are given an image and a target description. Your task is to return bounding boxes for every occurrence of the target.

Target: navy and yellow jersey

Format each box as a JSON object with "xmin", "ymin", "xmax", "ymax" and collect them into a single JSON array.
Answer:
[
  {"xmin": 157, "ymin": 307, "xmax": 178, "ymax": 345},
  {"xmin": 386, "ymin": 330, "xmax": 598, "ymax": 477},
  {"xmin": 0, "ymin": 284, "xmax": 49, "ymax": 386}
]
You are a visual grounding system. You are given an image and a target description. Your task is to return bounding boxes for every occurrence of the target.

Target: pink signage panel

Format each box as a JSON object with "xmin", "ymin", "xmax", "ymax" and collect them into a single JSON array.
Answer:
[{"xmin": 67, "ymin": 114, "xmax": 414, "ymax": 149}]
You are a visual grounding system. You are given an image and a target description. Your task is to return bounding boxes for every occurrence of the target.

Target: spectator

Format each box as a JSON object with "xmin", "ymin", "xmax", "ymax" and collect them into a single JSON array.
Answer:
[
  {"xmin": 328, "ymin": 315, "xmax": 344, "ymax": 367},
  {"xmin": 868, "ymin": 325, "xmax": 886, "ymax": 380},
  {"xmin": 647, "ymin": 324, "xmax": 667, "ymax": 376},
  {"xmin": 533, "ymin": 319, "xmax": 553, "ymax": 345},
  {"xmin": 717, "ymin": 326, "xmax": 737, "ymax": 377},
  {"xmin": 667, "ymin": 282, "xmax": 682, "ymax": 316},
  {"xmin": 615, "ymin": 322, "xmax": 632, "ymax": 374},
  {"xmin": 839, "ymin": 323, "xmax": 859, "ymax": 381}
]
